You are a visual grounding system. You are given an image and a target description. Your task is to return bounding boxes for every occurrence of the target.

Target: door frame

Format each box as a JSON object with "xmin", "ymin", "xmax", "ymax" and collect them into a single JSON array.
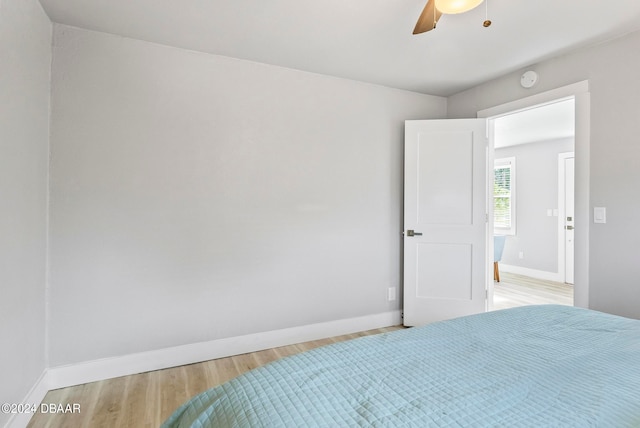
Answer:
[
  {"xmin": 558, "ymin": 152, "xmax": 575, "ymax": 284},
  {"xmin": 478, "ymin": 80, "xmax": 590, "ymax": 308}
]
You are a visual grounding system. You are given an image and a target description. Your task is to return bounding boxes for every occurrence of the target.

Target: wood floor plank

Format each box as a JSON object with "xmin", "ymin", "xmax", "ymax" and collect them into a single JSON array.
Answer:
[
  {"xmin": 91, "ymin": 376, "xmax": 128, "ymax": 427},
  {"xmin": 121, "ymin": 371, "xmax": 153, "ymax": 428},
  {"xmin": 252, "ymin": 348, "xmax": 281, "ymax": 366}
]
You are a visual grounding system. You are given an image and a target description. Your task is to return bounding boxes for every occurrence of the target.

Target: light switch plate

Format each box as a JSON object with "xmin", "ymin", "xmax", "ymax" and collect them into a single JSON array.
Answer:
[{"xmin": 594, "ymin": 207, "xmax": 606, "ymax": 224}]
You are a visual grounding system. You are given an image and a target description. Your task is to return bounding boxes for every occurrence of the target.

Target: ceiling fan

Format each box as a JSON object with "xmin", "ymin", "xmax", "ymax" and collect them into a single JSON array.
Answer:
[{"xmin": 413, "ymin": 0, "xmax": 491, "ymax": 34}]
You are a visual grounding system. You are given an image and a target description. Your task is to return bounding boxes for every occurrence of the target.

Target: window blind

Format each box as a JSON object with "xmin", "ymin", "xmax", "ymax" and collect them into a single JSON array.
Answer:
[{"xmin": 494, "ymin": 160, "xmax": 514, "ymax": 232}]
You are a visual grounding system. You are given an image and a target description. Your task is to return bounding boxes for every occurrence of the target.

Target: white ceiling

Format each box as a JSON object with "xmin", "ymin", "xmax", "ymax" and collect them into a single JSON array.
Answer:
[
  {"xmin": 494, "ymin": 98, "xmax": 575, "ymax": 148},
  {"xmin": 38, "ymin": 0, "xmax": 640, "ymax": 96}
]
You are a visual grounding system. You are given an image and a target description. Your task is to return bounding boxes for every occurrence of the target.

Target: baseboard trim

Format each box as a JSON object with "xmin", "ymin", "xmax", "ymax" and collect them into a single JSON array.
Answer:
[
  {"xmin": 500, "ymin": 264, "xmax": 563, "ymax": 283},
  {"xmin": 4, "ymin": 370, "xmax": 49, "ymax": 428},
  {"xmin": 47, "ymin": 310, "xmax": 401, "ymax": 390}
]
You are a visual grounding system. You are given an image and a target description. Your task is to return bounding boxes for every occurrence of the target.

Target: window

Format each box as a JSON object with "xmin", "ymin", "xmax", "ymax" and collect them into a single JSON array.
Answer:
[{"xmin": 494, "ymin": 157, "xmax": 516, "ymax": 235}]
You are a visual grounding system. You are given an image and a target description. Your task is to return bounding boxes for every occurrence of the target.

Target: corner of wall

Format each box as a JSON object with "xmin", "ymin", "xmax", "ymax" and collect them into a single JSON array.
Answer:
[{"xmin": 2, "ymin": 370, "xmax": 49, "ymax": 428}]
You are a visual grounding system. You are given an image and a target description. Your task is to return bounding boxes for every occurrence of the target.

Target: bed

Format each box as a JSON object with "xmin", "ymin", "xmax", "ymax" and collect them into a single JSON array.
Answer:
[{"xmin": 162, "ymin": 305, "xmax": 640, "ymax": 427}]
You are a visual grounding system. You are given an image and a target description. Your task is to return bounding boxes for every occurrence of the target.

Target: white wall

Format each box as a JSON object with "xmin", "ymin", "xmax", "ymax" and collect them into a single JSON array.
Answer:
[
  {"xmin": 449, "ymin": 29, "xmax": 640, "ymax": 319},
  {"xmin": 496, "ymin": 138, "xmax": 574, "ymax": 274},
  {"xmin": 48, "ymin": 25, "xmax": 446, "ymax": 366},
  {"xmin": 0, "ymin": 0, "xmax": 51, "ymax": 425}
]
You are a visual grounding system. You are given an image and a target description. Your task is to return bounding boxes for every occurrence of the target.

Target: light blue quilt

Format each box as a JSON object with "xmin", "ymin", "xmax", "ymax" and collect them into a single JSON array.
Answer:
[{"xmin": 162, "ymin": 305, "xmax": 640, "ymax": 427}]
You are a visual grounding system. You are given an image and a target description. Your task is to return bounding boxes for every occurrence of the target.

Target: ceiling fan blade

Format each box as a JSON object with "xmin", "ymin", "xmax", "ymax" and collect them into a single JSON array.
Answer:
[{"xmin": 413, "ymin": 0, "xmax": 442, "ymax": 34}]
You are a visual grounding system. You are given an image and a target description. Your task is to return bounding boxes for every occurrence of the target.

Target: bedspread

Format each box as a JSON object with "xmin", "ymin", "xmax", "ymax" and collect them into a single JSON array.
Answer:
[{"xmin": 162, "ymin": 305, "xmax": 640, "ymax": 427}]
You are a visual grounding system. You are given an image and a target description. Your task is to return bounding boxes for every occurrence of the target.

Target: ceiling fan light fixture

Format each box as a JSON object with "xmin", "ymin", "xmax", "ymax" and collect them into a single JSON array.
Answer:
[{"xmin": 434, "ymin": 0, "xmax": 484, "ymax": 14}]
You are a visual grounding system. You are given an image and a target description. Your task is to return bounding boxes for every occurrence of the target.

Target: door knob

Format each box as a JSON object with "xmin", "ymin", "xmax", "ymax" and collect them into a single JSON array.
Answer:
[
  {"xmin": 406, "ymin": 230, "xmax": 423, "ymax": 236},
  {"xmin": 565, "ymin": 225, "xmax": 574, "ymax": 230}
]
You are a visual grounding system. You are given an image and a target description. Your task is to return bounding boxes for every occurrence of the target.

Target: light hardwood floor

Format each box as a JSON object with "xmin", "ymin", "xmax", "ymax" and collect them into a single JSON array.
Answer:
[
  {"xmin": 27, "ymin": 327, "xmax": 402, "ymax": 428},
  {"xmin": 492, "ymin": 271, "xmax": 574, "ymax": 310},
  {"xmin": 28, "ymin": 274, "xmax": 570, "ymax": 427}
]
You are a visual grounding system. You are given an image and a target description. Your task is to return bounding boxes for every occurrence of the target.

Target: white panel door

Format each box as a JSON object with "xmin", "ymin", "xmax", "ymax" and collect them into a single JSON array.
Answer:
[{"xmin": 404, "ymin": 119, "xmax": 488, "ymax": 326}]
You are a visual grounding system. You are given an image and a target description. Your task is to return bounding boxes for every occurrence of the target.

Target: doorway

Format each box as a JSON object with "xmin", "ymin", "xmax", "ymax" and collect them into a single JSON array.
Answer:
[
  {"xmin": 480, "ymin": 81, "xmax": 590, "ymax": 310},
  {"xmin": 488, "ymin": 100, "xmax": 575, "ymax": 309}
]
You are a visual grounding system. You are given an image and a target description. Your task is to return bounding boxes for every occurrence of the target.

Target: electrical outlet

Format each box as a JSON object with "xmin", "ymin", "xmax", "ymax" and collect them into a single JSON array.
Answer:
[
  {"xmin": 388, "ymin": 287, "xmax": 397, "ymax": 301},
  {"xmin": 518, "ymin": 251, "xmax": 524, "ymax": 259}
]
